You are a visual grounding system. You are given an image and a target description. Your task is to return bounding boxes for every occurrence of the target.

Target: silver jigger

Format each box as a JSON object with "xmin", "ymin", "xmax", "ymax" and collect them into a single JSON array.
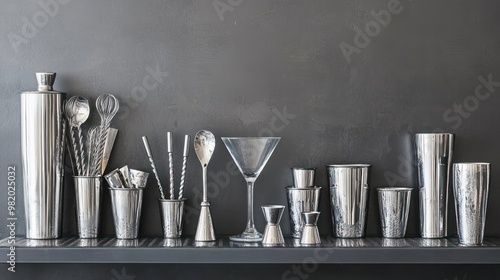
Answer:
[
  {"xmin": 300, "ymin": 212, "xmax": 321, "ymax": 246},
  {"xmin": 286, "ymin": 187, "xmax": 321, "ymax": 238},
  {"xmin": 195, "ymin": 202, "xmax": 216, "ymax": 241},
  {"xmin": 292, "ymin": 167, "xmax": 316, "ymax": 188},
  {"xmin": 261, "ymin": 205, "xmax": 285, "ymax": 247}
]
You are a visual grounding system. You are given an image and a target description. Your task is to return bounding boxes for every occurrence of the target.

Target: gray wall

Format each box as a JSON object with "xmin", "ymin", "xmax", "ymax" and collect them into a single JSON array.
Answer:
[{"xmin": 1, "ymin": 0, "xmax": 500, "ymax": 278}]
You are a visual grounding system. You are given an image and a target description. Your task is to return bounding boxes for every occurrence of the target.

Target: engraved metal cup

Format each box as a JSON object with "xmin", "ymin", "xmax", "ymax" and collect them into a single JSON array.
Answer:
[
  {"xmin": 453, "ymin": 163, "xmax": 490, "ymax": 246},
  {"xmin": 109, "ymin": 188, "xmax": 144, "ymax": 239},
  {"xmin": 285, "ymin": 187, "xmax": 321, "ymax": 238},
  {"xmin": 74, "ymin": 176, "xmax": 103, "ymax": 238},
  {"xmin": 377, "ymin": 187, "xmax": 412, "ymax": 238},
  {"xmin": 159, "ymin": 198, "xmax": 186, "ymax": 238}
]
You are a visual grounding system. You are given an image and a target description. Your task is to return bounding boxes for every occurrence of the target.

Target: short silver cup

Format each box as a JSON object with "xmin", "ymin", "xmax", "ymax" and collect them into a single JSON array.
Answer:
[
  {"xmin": 159, "ymin": 198, "xmax": 186, "ymax": 238},
  {"xmin": 415, "ymin": 133, "xmax": 454, "ymax": 238},
  {"xmin": 377, "ymin": 187, "xmax": 412, "ymax": 238},
  {"xmin": 74, "ymin": 176, "xmax": 103, "ymax": 238},
  {"xmin": 453, "ymin": 163, "xmax": 490, "ymax": 246},
  {"xmin": 292, "ymin": 167, "xmax": 316, "ymax": 188},
  {"xmin": 285, "ymin": 187, "xmax": 321, "ymax": 238},
  {"xmin": 327, "ymin": 164, "xmax": 370, "ymax": 238},
  {"xmin": 109, "ymin": 188, "xmax": 144, "ymax": 239}
]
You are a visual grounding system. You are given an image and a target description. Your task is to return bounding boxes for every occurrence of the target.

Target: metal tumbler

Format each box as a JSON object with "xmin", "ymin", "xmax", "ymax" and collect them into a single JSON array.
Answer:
[
  {"xmin": 109, "ymin": 188, "xmax": 144, "ymax": 239},
  {"xmin": 292, "ymin": 167, "xmax": 316, "ymax": 188},
  {"xmin": 415, "ymin": 133, "xmax": 454, "ymax": 238},
  {"xmin": 453, "ymin": 163, "xmax": 490, "ymax": 246},
  {"xmin": 74, "ymin": 176, "xmax": 103, "ymax": 238},
  {"xmin": 377, "ymin": 187, "xmax": 412, "ymax": 238},
  {"xmin": 21, "ymin": 72, "xmax": 66, "ymax": 239},
  {"xmin": 159, "ymin": 198, "xmax": 186, "ymax": 238},
  {"xmin": 327, "ymin": 164, "xmax": 371, "ymax": 238},
  {"xmin": 286, "ymin": 187, "xmax": 321, "ymax": 238}
]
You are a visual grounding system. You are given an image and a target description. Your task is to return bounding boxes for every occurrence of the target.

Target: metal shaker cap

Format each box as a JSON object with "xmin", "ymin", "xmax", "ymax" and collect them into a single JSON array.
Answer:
[{"xmin": 36, "ymin": 72, "xmax": 56, "ymax": 91}]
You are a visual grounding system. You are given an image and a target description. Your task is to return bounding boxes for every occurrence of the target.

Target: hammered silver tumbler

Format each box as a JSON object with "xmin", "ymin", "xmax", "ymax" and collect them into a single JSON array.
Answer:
[
  {"xmin": 109, "ymin": 188, "xmax": 144, "ymax": 239},
  {"xmin": 415, "ymin": 133, "xmax": 454, "ymax": 238},
  {"xmin": 159, "ymin": 198, "xmax": 186, "ymax": 238},
  {"xmin": 327, "ymin": 164, "xmax": 370, "ymax": 238},
  {"xmin": 21, "ymin": 72, "xmax": 66, "ymax": 239},
  {"xmin": 377, "ymin": 187, "xmax": 412, "ymax": 238},
  {"xmin": 453, "ymin": 163, "xmax": 490, "ymax": 246},
  {"xmin": 74, "ymin": 176, "xmax": 103, "ymax": 238},
  {"xmin": 285, "ymin": 187, "xmax": 321, "ymax": 238}
]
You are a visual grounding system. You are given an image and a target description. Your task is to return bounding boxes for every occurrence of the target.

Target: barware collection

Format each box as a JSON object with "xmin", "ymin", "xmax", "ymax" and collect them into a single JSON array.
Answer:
[{"xmin": 19, "ymin": 72, "xmax": 492, "ymax": 247}]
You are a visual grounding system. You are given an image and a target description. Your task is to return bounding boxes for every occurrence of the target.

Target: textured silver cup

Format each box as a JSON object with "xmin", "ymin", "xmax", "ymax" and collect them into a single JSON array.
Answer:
[
  {"xmin": 74, "ymin": 176, "xmax": 103, "ymax": 238},
  {"xmin": 109, "ymin": 188, "xmax": 144, "ymax": 239},
  {"xmin": 453, "ymin": 163, "xmax": 490, "ymax": 246},
  {"xmin": 104, "ymin": 169, "xmax": 128, "ymax": 188},
  {"xmin": 377, "ymin": 187, "xmax": 412, "ymax": 238},
  {"xmin": 415, "ymin": 133, "xmax": 454, "ymax": 238},
  {"xmin": 285, "ymin": 187, "xmax": 321, "ymax": 238},
  {"xmin": 327, "ymin": 164, "xmax": 370, "ymax": 238},
  {"xmin": 292, "ymin": 167, "xmax": 316, "ymax": 188},
  {"xmin": 261, "ymin": 205, "xmax": 285, "ymax": 247},
  {"xmin": 130, "ymin": 169, "xmax": 149, "ymax": 189},
  {"xmin": 159, "ymin": 198, "xmax": 186, "ymax": 238}
]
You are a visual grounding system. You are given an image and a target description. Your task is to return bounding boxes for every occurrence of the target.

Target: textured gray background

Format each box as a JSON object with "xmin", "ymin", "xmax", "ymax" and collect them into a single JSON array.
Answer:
[{"xmin": 1, "ymin": 0, "xmax": 500, "ymax": 279}]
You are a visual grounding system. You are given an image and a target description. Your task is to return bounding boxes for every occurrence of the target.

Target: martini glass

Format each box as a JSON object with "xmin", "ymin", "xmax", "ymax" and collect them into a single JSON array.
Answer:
[{"xmin": 222, "ymin": 137, "xmax": 280, "ymax": 242}]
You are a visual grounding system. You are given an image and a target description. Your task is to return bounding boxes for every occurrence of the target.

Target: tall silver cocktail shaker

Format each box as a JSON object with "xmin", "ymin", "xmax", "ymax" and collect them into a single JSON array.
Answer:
[
  {"xmin": 21, "ymin": 72, "xmax": 66, "ymax": 239},
  {"xmin": 415, "ymin": 133, "xmax": 454, "ymax": 238}
]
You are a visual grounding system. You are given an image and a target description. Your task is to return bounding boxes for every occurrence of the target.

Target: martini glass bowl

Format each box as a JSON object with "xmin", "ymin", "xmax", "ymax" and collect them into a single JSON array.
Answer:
[{"xmin": 221, "ymin": 137, "xmax": 280, "ymax": 242}]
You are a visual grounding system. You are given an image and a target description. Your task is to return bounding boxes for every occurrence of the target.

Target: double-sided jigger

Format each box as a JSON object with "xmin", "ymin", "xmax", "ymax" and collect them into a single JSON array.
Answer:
[
  {"xmin": 286, "ymin": 167, "xmax": 321, "ymax": 239},
  {"xmin": 377, "ymin": 187, "xmax": 412, "ymax": 238},
  {"xmin": 300, "ymin": 212, "xmax": 321, "ymax": 245},
  {"xmin": 105, "ymin": 166, "xmax": 149, "ymax": 239},
  {"xmin": 261, "ymin": 205, "xmax": 285, "ymax": 247},
  {"xmin": 142, "ymin": 132, "xmax": 191, "ymax": 239}
]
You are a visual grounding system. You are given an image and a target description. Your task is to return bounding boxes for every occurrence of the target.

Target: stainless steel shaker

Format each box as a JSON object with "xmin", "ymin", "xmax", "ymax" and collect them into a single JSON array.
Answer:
[
  {"xmin": 415, "ymin": 133, "xmax": 454, "ymax": 238},
  {"xmin": 21, "ymin": 72, "xmax": 66, "ymax": 239}
]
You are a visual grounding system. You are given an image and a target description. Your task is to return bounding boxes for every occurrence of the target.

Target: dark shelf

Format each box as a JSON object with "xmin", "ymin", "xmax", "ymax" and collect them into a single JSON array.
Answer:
[{"xmin": 2, "ymin": 236, "xmax": 500, "ymax": 264}]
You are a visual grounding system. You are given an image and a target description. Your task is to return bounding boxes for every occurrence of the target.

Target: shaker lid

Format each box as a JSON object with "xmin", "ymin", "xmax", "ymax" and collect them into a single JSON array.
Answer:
[{"xmin": 36, "ymin": 72, "xmax": 56, "ymax": 91}]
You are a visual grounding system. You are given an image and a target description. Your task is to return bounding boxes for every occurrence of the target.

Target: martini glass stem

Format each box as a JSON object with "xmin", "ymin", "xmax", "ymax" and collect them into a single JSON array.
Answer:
[{"xmin": 245, "ymin": 180, "xmax": 256, "ymax": 232}]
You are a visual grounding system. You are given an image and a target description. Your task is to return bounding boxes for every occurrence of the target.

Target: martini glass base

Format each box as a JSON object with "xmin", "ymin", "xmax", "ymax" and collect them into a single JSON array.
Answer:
[{"xmin": 229, "ymin": 231, "xmax": 263, "ymax": 242}]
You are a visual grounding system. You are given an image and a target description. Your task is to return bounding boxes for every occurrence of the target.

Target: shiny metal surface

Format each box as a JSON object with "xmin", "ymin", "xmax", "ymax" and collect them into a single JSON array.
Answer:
[
  {"xmin": 327, "ymin": 164, "xmax": 371, "ymax": 238},
  {"xmin": 142, "ymin": 136, "xmax": 166, "ymax": 199},
  {"xmin": 415, "ymin": 133, "xmax": 454, "ymax": 238},
  {"xmin": 159, "ymin": 198, "xmax": 186, "ymax": 238},
  {"xmin": 261, "ymin": 205, "xmax": 285, "ymax": 247},
  {"xmin": 130, "ymin": 169, "xmax": 149, "ymax": 189},
  {"xmin": 377, "ymin": 187, "xmax": 412, "ymax": 238},
  {"xmin": 194, "ymin": 130, "xmax": 216, "ymax": 242},
  {"xmin": 64, "ymin": 96, "xmax": 90, "ymax": 176},
  {"xmin": 285, "ymin": 187, "xmax": 321, "ymax": 238},
  {"xmin": 292, "ymin": 167, "xmax": 316, "ymax": 188},
  {"xmin": 74, "ymin": 176, "xmax": 103, "ymax": 238},
  {"xmin": 101, "ymin": 127, "xmax": 118, "ymax": 174},
  {"xmin": 104, "ymin": 169, "xmax": 128, "ymax": 189},
  {"xmin": 178, "ymin": 135, "xmax": 191, "ymax": 199},
  {"xmin": 109, "ymin": 188, "xmax": 144, "ymax": 239},
  {"xmin": 300, "ymin": 212, "xmax": 321, "ymax": 245},
  {"xmin": 167, "ymin": 131, "xmax": 175, "ymax": 199},
  {"xmin": 453, "ymin": 163, "xmax": 490, "ymax": 246},
  {"xmin": 21, "ymin": 72, "xmax": 66, "ymax": 239}
]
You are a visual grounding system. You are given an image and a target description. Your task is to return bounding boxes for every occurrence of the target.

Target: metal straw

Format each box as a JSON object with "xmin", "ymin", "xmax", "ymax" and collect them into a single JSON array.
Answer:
[
  {"xmin": 178, "ymin": 135, "xmax": 190, "ymax": 199},
  {"xmin": 167, "ymin": 132, "xmax": 175, "ymax": 199},
  {"xmin": 142, "ymin": 136, "xmax": 166, "ymax": 200}
]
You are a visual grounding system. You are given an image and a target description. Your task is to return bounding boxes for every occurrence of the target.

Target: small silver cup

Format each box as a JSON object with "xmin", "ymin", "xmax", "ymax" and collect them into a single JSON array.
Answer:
[
  {"xmin": 261, "ymin": 205, "xmax": 285, "ymax": 247},
  {"xmin": 377, "ymin": 187, "xmax": 412, "ymax": 238},
  {"xmin": 285, "ymin": 187, "xmax": 321, "ymax": 238},
  {"xmin": 109, "ymin": 188, "xmax": 144, "ymax": 239},
  {"xmin": 159, "ymin": 198, "xmax": 187, "ymax": 238},
  {"xmin": 74, "ymin": 176, "xmax": 103, "ymax": 238},
  {"xmin": 130, "ymin": 169, "xmax": 149, "ymax": 188},
  {"xmin": 453, "ymin": 163, "xmax": 490, "ymax": 246},
  {"xmin": 300, "ymin": 212, "xmax": 321, "ymax": 245},
  {"xmin": 292, "ymin": 167, "xmax": 316, "ymax": 188},
  {"xmin": 327, "ymin": 164, "xmax": 371, "ymax": 238}
]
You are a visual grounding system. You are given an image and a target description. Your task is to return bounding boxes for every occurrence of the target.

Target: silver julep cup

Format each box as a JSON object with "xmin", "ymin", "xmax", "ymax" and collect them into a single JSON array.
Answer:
[
  {"xmin": 109, "ymin": 188, "xmax": 144, "ymax": 239},
  {"xmin": 159, "ymin": 198, "xmax": 186, "ymax": 238},
  {"xmin": 453, "ymin": 163, "xmax": 490, "ymax": 246},
  {"xmin": 327, "ymin": 164, "xmax": 371, "ymax": 238},
  {"xmin": 292, "ymin": 167, "xmax": 316, "ymax": 188},
  {"xmin": 377, "ymin": 187, "xmax": 412, "ymax": 238},
  {"xmin": 415, "ymin": 133, "xmax": 454, "ymax": 238},
  {"xmin": 74, "ymin": 176, "xmax": 103, "ymax": 238},
  {"xmin": 285, "ymin": 187, "xmax": 321, "ymax": 238}
]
